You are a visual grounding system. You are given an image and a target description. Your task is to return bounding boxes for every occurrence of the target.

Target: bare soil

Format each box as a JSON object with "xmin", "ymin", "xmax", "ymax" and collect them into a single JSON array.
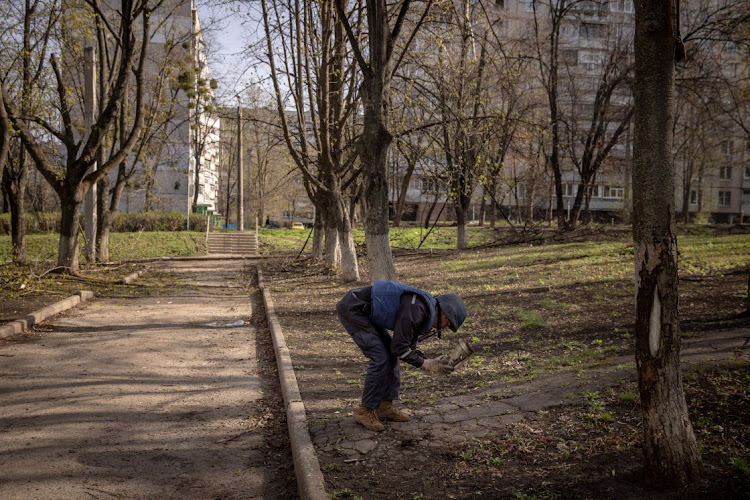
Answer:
[{"xmin": 261, "ymin": 230, "xmax": 750, "ymax": 500}]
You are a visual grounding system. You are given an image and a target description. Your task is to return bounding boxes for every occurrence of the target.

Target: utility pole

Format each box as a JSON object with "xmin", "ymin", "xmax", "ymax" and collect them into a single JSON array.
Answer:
[
  {"xmin": 237, "ymin": 100, "xmax": 244, "ymax": 231},
  {"xmin": 83, "ymin": 47, "xmax": 97, "ymax": 262},
  {"xmin": 251, "ymin": 148, "xmax": 257, "ymax": 228}
]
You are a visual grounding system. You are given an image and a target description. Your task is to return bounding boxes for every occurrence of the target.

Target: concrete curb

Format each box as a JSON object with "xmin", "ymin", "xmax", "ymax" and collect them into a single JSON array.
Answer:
[
  {"xmin": 120, "ymin": 269, "xmax": 147, "ymax": 284},
  {"xmin": 0, "ymin": 290, "xmax": 95, "ymax": 340},
  {"xmin": 257, "ymin": 269, "xmax": 327, "ymax": 500}
]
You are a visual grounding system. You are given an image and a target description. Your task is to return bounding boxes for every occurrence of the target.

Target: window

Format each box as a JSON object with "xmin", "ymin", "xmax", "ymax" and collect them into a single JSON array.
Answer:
[
  {"xmin": 743, "ymin": 189, "xmax": 750, "ymax": 206},
  {"xmin": 563, "ymin": 183, "xmax": 577, "ymax": 197},
  {"xmin": 579, "ymin": 50, "xmax": 603, "ymax": 71},
  {"xmin": 580, "ymin": 23, "xmax": 607, "ymax": 40},
  {"xmin": 496, "ymin": 0, "xmax": 508, "ymax": 8},
  {"xmin": 689, "ymin": 190, "xmax": 699, "ymax": 205},
  {"xmin": 421, "ymin": 178, "xmax": 439, "ymax": 193},
  {"xmin": 610, "ymin": 0, "xmax": 634, "ymax": 13},
  {"xmin": 562, "ymin": 49, "xmax": 578, "ymax": 65},
  {"xmin": 602, "ymin": 185, "xmax": 624, "ymax": 199},
  {"xmin": 723, "ymin": 62, "xmax": 739, "ymax": 78},
  {"xmin": 725, "ymin": 41, "xmax": 738, "ymax": 53},
  {"xmin": 718, "ymin": 191, "xmax": 731, "ymax": 206},
  {"xmin": 719, "ymin": 166, "xmax": 732, "ymax": 181},
  {"xmin": 587, "ymin": 185, "xmax": 601, "ymax": 198},
  {"xmin": 721, "ymin": 141, "xmax": 734, "ymax": 161},
  {"xmin": 408, "ymin": 178, "xmax": 420, "ymax": 191},
  {"xmin": 745, "ymin": 166, "xmax": 750, "ymax": 179},
  {"xmin": 525, "ymin": 0, "xmax": 535, "ymax": 12},
  {"xmin": 561, "ymin": 24, "xmax": 579, "ymax": 41}
]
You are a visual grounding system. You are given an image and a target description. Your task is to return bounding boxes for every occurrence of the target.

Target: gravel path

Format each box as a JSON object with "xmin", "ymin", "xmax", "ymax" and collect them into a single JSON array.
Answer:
[{"xmin": 0, "ymin": 259, "xmax": 294, "ymax": 500}]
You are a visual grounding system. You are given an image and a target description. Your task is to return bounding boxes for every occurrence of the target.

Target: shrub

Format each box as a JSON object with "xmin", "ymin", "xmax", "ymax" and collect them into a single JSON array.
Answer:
[
  {"xmin": 0, "ymin": 212, "xmax": 61, "ymax": 234},
  {"xmin": 0, "ymin": 211, "xmax": 207, "ymax": 234}
]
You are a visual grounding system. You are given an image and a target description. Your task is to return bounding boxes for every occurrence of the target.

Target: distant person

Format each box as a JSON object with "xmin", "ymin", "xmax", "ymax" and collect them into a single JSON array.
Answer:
[
  {"xmin": 264, "ymin": 216, "xmax": 270, "ymax": 227},
  {"xmin": 336, "ymin": 281, "xmax": 466, "ymax": 431}
]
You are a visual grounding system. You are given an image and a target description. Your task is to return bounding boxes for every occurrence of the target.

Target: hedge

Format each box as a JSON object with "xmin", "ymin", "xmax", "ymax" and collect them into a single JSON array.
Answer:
[{"xmin": 0, "ymin": 211, "xmax": 208, "ymax": 234}]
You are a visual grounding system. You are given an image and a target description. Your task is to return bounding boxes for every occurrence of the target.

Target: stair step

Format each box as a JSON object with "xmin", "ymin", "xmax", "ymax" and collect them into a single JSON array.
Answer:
[{"xmin": 206, "ymin": 232, "xmax": 258, "ymax": 255}]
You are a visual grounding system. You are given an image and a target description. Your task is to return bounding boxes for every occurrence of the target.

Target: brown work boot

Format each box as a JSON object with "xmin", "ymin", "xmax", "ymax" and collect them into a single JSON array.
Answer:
[
  {"xmin": 376, "ymin": 401, "xmax": 411, "ymax": 422},
  {"xmin": 354, "ymin": 405, "xmax": 385, "ymax": 431}
]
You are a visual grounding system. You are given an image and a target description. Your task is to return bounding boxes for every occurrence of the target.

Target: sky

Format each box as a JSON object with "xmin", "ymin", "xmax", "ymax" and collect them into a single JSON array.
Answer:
[{"xmin": 196, "ymin": 2, "xmax": 264, "ymax": 104}]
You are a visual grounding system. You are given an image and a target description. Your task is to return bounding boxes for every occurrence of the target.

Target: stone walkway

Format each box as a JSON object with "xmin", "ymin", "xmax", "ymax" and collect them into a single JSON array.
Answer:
[{"xmin": 307, "ymin": 328, "xmax": 749, "ymax": 463}]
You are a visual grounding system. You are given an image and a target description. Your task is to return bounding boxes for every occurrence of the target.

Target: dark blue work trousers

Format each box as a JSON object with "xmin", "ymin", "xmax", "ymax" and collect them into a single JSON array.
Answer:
[{"xmin": 336, "ymin": 287, "xmax": 400, "ymax": 409}]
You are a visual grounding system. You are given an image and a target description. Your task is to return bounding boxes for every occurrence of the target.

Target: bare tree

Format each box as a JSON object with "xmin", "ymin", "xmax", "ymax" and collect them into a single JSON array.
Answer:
[
  {"xmin": 97, "ymin": 8, "xmax": 194, "ymax": 261},
  {"xmin": 563, "ymin": 43, "xmax": 634, "ymax": 228},
  {"xmin": 335, "ymin": 0, "xmax": 435, "ymax": 280},
  {"xmin": 632, "ymin": 0, "xmax": 701, "ymax": 486},
  {"xmin": 261, "ymin": 0, "xmax": 360, "ymax": 281},
  {"xmin": 2, "ymin": 0, "xmax": 151, "ymax": 274},
  {"xmin": 528, "ymin": 0, "xmax": 580, "ymax": 230},
  {"xmin": 0, "ymin": 0, "xmax": 58, "ymax": 263}
]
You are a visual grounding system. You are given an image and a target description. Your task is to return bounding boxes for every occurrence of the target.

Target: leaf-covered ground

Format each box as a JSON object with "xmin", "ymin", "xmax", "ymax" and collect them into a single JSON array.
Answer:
[{"xmin": 261, "ymin": 225, "xmax": 749, "ymax": 499}]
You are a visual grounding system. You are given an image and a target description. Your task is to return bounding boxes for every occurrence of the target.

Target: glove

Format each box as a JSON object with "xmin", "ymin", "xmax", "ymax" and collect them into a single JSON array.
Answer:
[{"xmin": 421, "ymin": 358, "xmax": 454, "ymax": 375}]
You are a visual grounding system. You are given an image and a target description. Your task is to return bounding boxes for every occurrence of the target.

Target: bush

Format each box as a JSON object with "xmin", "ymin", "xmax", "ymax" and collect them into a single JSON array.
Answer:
[
  {"xmin": 0, "ymin": 211, "xmax": 207, "ymax": 234},
  {"xmin": 0, "ymin": 212, "xmax": 61, "ymax": 234}
]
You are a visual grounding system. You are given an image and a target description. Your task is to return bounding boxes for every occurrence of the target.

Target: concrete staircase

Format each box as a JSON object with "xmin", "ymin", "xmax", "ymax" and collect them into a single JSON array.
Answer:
[{"xmin": 207, "ymin": 232, "xmax": 258, "ymax": 255}]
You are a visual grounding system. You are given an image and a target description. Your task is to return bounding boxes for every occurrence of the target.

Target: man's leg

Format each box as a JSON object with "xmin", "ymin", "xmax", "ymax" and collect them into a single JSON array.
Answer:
[
  {"xmin": 337, "ymin": 293, "xmax": 388, "ymax": 430},
  {"xmin": 349, "ymin": 329, "xmax": 392, "ymax": 408}
]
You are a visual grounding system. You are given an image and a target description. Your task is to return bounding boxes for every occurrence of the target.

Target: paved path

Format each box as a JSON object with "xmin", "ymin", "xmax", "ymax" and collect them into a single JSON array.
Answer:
[{"xmin": 0, "ymin": 259, "xmax": 293, "ymax": 500}]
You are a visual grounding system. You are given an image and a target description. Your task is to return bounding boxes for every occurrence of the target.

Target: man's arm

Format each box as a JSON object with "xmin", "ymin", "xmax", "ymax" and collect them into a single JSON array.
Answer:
[{"xmin": 391, "ymin": 293, "xmax": 430, "ymax": 367}]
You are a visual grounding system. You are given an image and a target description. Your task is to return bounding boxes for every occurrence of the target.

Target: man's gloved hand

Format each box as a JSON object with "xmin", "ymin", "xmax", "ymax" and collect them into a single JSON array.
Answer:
[{"xmin": 421, "ymin": 358, "xmax": 454, "ymax": 375}]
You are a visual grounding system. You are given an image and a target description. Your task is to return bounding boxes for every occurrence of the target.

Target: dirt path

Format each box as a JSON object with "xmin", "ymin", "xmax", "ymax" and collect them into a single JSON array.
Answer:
[{"xmin": 0, "ymin": 259, "xmax": 295, "ymax": 500}]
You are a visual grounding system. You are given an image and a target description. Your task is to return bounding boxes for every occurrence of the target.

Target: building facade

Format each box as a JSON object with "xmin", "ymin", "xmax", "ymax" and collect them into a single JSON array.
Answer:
[
  {"xmin": 385, "ymin": 0, "xmax": 747, "ymax": 225},
  {"xmin": 118, "ymin": 0, "xmax": 221, "ymax": 221}
]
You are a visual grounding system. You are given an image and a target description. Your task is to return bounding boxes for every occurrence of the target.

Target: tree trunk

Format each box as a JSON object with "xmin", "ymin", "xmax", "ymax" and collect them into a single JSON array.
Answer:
[
  {"xmin": 96, "ymin": 172, "xmax": 110, "ymax": 263},
  {"xmin": 632, "ymin": 0, "xmax": 701, "ymax": 487},
  {"xmin": 478, "ymin": 187, "xmax": 486, "ymax": 226},
  {"xmin": 336, "ymin": 198, "xmax": 359, "ymax": 282},
  {"xmin": 324, "ymin": 220, "xmax": 341, "ymax": 270},
  {"xmin": 393, "ymin": 158, "xmax": 416, "ymax": 227},
  {"xmin": 1, "ymin": 160, "xmax": 27, "ymax": 263},
  {"xmin": 0, "ymin": 87, "xmax": 28, "ymax": 262},
  {"xmin": 456, "ymin": 187, "xmax": 469, "ymax": 250},
  {"xmin": 58, "ymin": 188, "xmax": 84, "ymax": 273},
  {"xmin": 359, "ymin": 77, "xmax": 396, "ymax": 281},
  {"xmin": 680, "ymin": 175, "xmax": 691, "ymax": 223},
  {"xmin": 99, "ymin": 164, "xmax": 128, "ymax": 263},
  {"xmin": 423, "ymin": 189, "xmax": 439, "ymax": 229},
  {"xmin": 144, "ymin": 159, "xmax": 155, "ymax": 212},
  {"xmin": 312, "ymin": 212, "xmax": 324, "ymax": 261}
]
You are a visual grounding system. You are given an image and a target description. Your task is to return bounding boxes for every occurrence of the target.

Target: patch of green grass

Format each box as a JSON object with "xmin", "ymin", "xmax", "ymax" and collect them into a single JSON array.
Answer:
[
  {"xmin": 0, "ymin": 231, "xmax": 206, "ymax": 262},
  {"xmin": 328, "ymin": 488, "xmax": 360, "ymax": 499},
  {"xmin": 322, "ymin": 463, "xmax": 341, "ymax": 473},
  {"xmin": 731, "ymin": 457, "xmax": 750, "ymax": 474},
  {"xmin": 678, "ymin": 234, "xmax": 750, "ymax": 274},
  {"xmin": 516, "ymin": 308, "xmax": 545, "ymax": 328},
  {"xmin": 618, "ymin": 389, "xmax": 638, "ymax": 404}
]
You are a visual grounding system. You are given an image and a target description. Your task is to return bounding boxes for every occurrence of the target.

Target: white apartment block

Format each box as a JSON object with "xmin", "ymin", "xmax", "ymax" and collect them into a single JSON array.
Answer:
[{"xmin": 119, "ymin": 0, "xmax": 221, "ymax": 219}]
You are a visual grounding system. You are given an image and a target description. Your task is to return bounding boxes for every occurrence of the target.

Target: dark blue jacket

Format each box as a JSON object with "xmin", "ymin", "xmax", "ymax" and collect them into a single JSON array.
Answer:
[{"xmin": 371, "ymin": 281, "xmax": 436, "ymax": 336}]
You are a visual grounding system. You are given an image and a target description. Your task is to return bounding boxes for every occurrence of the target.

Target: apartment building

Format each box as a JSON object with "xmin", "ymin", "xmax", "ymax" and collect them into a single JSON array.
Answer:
[
  {"xmin": 118, "ymin": 0, "xmax": 221, "ymax": 219},
  {"xmin": 386, "ymin": 0, "xmax": 747, "ymax": 224}
]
